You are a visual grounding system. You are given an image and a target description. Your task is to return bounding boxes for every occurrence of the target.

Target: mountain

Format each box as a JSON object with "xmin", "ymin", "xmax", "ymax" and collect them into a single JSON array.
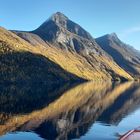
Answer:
[
  {"xmin": 32, "ymin": 12, "xmax": 94, "ymax": 52},
  {"xmin": 96, "ymin": 33, "xmax": 140, "ymax": 79},
  {"xmin": 12, "ymin": 12, "xmax": 132, "ymax": 81}
]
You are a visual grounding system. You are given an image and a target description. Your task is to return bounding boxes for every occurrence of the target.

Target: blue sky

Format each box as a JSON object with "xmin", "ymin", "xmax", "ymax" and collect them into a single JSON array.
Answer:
[{"xmin": 0, "ymin": 0, "xmax": 140, "ymax": 50}]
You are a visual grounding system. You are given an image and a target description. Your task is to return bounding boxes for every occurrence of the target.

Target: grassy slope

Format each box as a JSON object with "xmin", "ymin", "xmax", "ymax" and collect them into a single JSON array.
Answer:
[
  {"xmin": 0, "ymin": 27, "xmax": 86, "ymax": 84},
  {"xmin": 0, "ymin": 27, "xmax": 103, "ymax": 81}
]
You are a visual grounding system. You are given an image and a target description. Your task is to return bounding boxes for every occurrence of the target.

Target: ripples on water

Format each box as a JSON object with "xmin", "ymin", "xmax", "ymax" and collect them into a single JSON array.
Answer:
[{"xmin": 0, "ymin": 81, "xmax": 140, "ymax": 140}]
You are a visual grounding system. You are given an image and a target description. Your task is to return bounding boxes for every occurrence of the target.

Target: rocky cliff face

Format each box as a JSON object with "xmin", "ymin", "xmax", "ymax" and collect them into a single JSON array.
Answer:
[
  {"xmin": 96, "ymin": 33, "xmax": 140, "ymax": 79},
  {"xmin": 32, "ymin": 12, "xmax": 101, "ymax": 55}
]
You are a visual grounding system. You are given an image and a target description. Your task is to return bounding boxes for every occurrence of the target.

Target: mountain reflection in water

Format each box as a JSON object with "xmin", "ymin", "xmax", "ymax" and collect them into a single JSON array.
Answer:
[{"xmin": 0, "ymin": 81, "xmax": 140, "ymax": 140}]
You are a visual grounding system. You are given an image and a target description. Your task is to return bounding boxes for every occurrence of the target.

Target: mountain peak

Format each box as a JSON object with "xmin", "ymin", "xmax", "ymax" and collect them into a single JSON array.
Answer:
[
  {"xmin": 50, "ymin": 12, "xmax": 68, "ymax": 27},
  {"xmin": 53, "ymin": 12, "xmax": 68, "ymax": 17},
  {"xmin": 34, "ymin": 12, "xmax": 94, "ymax": 41},
  {"xmin": 110, "ymin": 32, "xmax": 118, "ymax": 38},
  {"xmin": 102, "ymin": 33, "xmax": 119, "ymax": 41}
]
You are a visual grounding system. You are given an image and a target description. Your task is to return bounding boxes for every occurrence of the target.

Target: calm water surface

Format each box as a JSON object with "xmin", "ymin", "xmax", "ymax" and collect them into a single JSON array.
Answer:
[{"xmin": 0, "ymin": 81, "xmax": 140, "ymax": 140}]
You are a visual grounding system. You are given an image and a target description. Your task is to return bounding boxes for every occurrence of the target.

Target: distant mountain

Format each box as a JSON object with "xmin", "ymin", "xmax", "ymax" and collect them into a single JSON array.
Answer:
[
  {"xmin": 96, "ymin": 33, "xmax": 140, "ymax": 79},
  {"xmin": 12, "ymin": 12, "xmax": 132, "ymax": 81}
]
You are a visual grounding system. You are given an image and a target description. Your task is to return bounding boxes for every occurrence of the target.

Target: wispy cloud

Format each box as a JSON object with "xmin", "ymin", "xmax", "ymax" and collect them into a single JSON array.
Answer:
[{"xmin": 119, "ymin": 26, "xmax": 140, "ymax": 38}]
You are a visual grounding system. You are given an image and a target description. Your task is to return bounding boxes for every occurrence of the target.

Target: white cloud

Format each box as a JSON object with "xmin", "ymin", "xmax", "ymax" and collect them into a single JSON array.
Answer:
[{"xmin": 119, "ymin": 26, "xmax": 140, "ymax": 38}]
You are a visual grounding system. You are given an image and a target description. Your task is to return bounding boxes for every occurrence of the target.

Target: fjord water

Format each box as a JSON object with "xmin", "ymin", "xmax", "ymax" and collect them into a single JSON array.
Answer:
[{"xmin": 0, "ymin": 82, "xmax": 140, "ymax": 140}]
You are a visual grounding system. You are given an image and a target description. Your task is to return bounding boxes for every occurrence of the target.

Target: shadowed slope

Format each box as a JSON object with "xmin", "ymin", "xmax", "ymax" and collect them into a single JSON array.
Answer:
[
  {"xmin": 0, "ymin": 50, "xmax": 83, "ymax": 84},
  {"xmin": 96, "ymin": 33, "xmax": 140, "ymax": 79}
]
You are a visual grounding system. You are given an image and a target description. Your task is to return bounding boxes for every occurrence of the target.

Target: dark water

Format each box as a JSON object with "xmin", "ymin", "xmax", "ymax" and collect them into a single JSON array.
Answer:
[{"xmin": 0, "ymin": 81, "xmax": 140, "ymax": 140}]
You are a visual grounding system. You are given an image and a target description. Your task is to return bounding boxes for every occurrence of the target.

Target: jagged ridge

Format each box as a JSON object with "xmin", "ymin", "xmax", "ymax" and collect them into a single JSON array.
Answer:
[{"xmin": 96, "ymin": 33, "xmax": 140, "ymax": 79}]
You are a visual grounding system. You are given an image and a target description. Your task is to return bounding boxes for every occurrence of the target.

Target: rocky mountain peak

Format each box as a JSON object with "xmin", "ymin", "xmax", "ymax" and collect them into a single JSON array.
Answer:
[
  {"xmin": 96, "ymin": 32, "xmax": 140, "ymax": 77},
  {"xmin": 51, "ymin": 12, "xmax": 68, "ymax": 20},
  {"xmin": 103, "ymin": 33, "xmax": 118, "ymax": 40},
  {"xmin": 110, "ymin": 33, "xmax": 119, "ymax": 40},
  {"xmin": 33, "ymin": 12, "xmax": 94, "ymax": 43},
  {"xmin": 50, "ymin": 12, "xmax": 68, "ymax": 27},
  {"xmin": 100, "ymin": 33, "xmax": 121, "ymax": 44},
  {"xmin": 110, "ymin": 32, "xmax": 118, "ymax": 38}
]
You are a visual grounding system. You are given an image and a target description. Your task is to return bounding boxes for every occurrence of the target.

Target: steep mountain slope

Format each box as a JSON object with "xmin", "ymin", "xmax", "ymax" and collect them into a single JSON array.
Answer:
[
  {"xmin": 32, "ymin": 12, "xmax": 95, "ymax": 53},
  {"xmin": 0, "ymin": 27, "xmax": 118, "ymax": 82},
  {"xmin": 96, "ymin": 33, "xmax": 140, "ymax": 79},
  {"xmin": 12, "ymin": 12, "xmax": 132, "ymax": 81},
  {"xmin": 0, "ymin": 27, "xmax": 85, "ymax": 84}
]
